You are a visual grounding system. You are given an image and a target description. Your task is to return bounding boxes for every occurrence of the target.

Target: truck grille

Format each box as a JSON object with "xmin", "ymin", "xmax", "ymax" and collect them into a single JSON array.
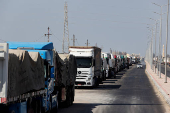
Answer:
[
  {"xmin": 77, "ymin": 71, "xmax": 88, "ymax": 75},
  {"xmin": 76, "ymin": 76, "xmax": 87, "ymax": 77},
  {"xmin": 75, "ymin": 82, "xmax": 86, "ymax": 85}
]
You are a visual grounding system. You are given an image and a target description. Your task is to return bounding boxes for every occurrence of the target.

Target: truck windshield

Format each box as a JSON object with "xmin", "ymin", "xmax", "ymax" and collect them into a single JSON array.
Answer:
[{"xmin": 76, "ymin": 57, "xmax": 92, "ymax": 68}]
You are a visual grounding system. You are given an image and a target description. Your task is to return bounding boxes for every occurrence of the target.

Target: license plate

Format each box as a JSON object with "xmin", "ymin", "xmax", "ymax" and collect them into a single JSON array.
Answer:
[{"xmin": 78, "ymin": 84, "xmax": 81, "ymax": 86}]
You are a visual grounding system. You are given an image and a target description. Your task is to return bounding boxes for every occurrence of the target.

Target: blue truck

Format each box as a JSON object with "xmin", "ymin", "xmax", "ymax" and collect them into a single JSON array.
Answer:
[{"xmin": 0, "ymin": 42, "xmax": 76, "ymax": 113}]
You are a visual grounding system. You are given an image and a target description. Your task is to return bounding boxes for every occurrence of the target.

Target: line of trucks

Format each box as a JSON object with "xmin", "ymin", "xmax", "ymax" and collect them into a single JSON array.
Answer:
[
  {"xmin": 0, "ymin": 42, "xmax": 134, "ymax": 113},
  {"xmin": 162, "ymin": 57, "xmax": 170, "ymax": 66}
]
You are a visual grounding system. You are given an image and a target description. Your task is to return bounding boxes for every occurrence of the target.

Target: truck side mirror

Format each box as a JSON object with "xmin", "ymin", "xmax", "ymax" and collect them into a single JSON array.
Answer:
[{"xmin": 93, "ymin": 59, "xmax": 95, "ymax": 66}]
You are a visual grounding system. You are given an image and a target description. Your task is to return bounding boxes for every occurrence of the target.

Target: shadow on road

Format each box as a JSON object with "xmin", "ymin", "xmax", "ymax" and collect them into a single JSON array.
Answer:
[
  {"xmin": 102, "ymin": 81, "xmax": 115, "ymax": 84},
  {"xmin": 58, "ymin": 103, "xmax": 163, "ymax": 113},
  {"xmin": 97, "ymin": 85, "xmax": 121, "ymax": 89},
  {"xmin": 116, "ymin": 70, "xmax": 127, "ymax": 75},
  {"xmin": 105, "ymin": 79, "xmax": 117, "ymax": 81},
  {"xmin": 76, "ymin": 68, "xmax": 127, "ymax": 90},
  {"xmin": 114, "ymin": 75, "xmax": 123, "ymax": 79}
]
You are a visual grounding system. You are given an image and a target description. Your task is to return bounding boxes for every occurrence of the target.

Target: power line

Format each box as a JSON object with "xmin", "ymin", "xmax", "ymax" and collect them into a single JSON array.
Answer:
[
  {"xmin": 34, "ymin": 35, "xmax": 45, "ymax": 42},
  {"xmin": 49, "ymin": 29, "xmax": 62, "ymax": 42},
  {"xmin": 76, "ymin": 40, "xmax": 80, "ymax": 46}
]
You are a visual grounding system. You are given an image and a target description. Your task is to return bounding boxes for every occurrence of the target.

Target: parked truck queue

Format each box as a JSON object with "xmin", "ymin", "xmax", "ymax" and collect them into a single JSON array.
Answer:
[{"xmin": 0, "ymin": 42, "xmax": 138, "ymax": 113}]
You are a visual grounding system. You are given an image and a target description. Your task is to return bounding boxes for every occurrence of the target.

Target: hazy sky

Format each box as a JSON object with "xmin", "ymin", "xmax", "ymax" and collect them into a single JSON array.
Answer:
[{"xmin": 0, "ymin": 0, "xmax": 169, "ymax": 56}]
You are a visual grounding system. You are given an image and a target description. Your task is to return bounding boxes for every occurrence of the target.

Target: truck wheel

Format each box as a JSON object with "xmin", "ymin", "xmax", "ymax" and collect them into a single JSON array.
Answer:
[
  {"xmin": 96, "ymin": 78, "xmax": 99, "ymax": 86},
  {"xmin": 35, "ymin": 100, "xmax": 42, "ymax": 113},
  {"xmin": 53, "ymin": 98, "xmax": 58, "ymax": 113},
  {"xmin": 71, "ymin": 86, "xmax": 75, "ymax": 105},
  {"xmin": 47, "ymin": 97, "xmax": 52, "ymax": 113},
  {"xmin": 70, "ymin": 90, "xmax": 73, "ymax": 105},
  {"xmin": 65, "ymin": 89, "xmax": 71, "ymax": 107},
  {"xmin": 27, "ymin": 99, "xmax": 34, "ymax": 113},
  {"xmin": 69, "ymin": 90, "xmax": 72, "ymax": 106},
  {"xmin": 93, "ymin": 78, "xmax": 99, "ymax": 88},
  {"xmin": 92, "ymin": 78, "xmax": 96, "ymax": 88},
  {"xmin": 103, "ymin": 71, "xmax": 106, "ymax": 80},
  {"xmin": 71, "ymin": 94, "xmax": 74, "ymax": 105}
]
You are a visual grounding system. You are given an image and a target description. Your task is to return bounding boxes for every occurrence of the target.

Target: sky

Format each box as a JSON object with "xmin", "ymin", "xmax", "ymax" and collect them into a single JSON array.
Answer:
[{"xmin": 0, "ymin": 0, "xmax": 169, "ymax": 57}]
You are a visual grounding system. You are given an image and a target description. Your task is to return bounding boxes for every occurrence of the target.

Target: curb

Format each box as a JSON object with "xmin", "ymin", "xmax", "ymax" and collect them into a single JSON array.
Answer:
[{"xmin": 145, "ymin": 69, "xmax": 170, "ymax": 106}]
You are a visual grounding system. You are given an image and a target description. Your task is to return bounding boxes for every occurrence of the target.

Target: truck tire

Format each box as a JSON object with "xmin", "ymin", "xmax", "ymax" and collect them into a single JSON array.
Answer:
[
  {"xmin": 65, "ymin": 88, "xmax": 71, "ymax": 108},
  {"xmin": 104, "ymin": 71, "xmax": 106, "ymax": 81},
  {"xmin": 96, "ymin": 78, "xmax": 99, "ymax": 86},
  {"xmin": 71, "ymin": 89, "xmax": 73, "ymax": 105},
  {"xmin": 71, "ymin": 86, "xmax": 75, "ymax": 105},
  {"xmin": 47, "ymin": 96, "xmax": 52, "ymax": 113},
  {"xmin": 52, "ymin": 98, "xmax": 58, "ymax": 113},
  {"xmin": 92, "ymin": 78, "xmax": 96, "ymax": 88},
  {"xmin": 27, "ymin": 99, "xmax": 34, "ymax": 113}
]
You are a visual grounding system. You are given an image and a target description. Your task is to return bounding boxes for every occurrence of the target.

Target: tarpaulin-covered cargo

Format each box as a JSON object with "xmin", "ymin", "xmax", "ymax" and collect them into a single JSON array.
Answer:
[
  {"xmin": 55, "ymin": 53, "xmax": 77, "ymax": 87},
  {"xmin": 93, "ymin": 47, "xmax": 102, "ymax": 77},
  {"xmin": 59, "ymin": 54, "xmax": 77, "ymax": 86},
  {"xmin": 8, "ymin": 50, "xmax": 45, "ymax": 98}
]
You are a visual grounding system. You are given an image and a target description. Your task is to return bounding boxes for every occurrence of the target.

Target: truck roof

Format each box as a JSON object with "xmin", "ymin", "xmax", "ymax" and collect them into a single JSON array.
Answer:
[
  {"xmin": 7, "ymin": 42, "xmax": 53, "ymax": 50},
  {"xmin": 69, "ymin": 46, "xmax": 101, "ymax": 50}
]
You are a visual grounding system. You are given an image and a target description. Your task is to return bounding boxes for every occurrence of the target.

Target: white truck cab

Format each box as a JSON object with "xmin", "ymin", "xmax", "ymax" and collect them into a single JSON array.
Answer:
[
  {"xmin": 101, "ymin": 52, "xmax": 116, "ymax": 78},
  {"xmin": 0, "ymin": 43, "xmax": 8, "ymax": 104},
  {"xmin": 69, "ymin": 46, "xmax": 101, "ymax": 87}
]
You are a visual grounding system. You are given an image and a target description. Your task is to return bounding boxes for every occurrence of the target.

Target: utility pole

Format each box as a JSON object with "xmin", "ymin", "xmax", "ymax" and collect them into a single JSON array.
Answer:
[
  {"xmin": 85, "ymin": 39, "xmax": 90, "ymax": 47},
  {"xmin": 45, "ymin": 27, "xmax": 52, "ymax": 42},
  {"xmin": 63, "ymin": 2, "xmax": 69, "ymax": 53},
  {"xmin": 71, "ymin": 34, "xmax": 76, "ymax": 46}
]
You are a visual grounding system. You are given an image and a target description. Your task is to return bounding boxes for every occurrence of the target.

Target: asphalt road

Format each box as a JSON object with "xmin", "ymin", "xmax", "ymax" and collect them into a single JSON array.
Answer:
[{"xmin": 58, "ymin": 65, "xmax": 169, "ymax": 113}]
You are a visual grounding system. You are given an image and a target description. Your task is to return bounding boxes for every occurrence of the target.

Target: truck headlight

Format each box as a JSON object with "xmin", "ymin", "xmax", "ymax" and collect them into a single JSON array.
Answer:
[{"xmin": 88, "ymin": 78, "xmax": 91, "ymax": 81}]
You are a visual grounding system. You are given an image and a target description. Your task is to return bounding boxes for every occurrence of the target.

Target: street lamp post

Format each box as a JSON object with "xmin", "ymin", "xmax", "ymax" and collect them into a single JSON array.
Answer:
[
  {"xmin": 150, "ymin": 18, "xmax": 159, "ymax": 74},
  {"xmin": 153, "ymin": 3, "xmax": 166, "ymax": 78},
  {"xmin": 147, "ymin": 24, "xmax": 155, "ymax": 71},
  {"xmin": 147, "ymin": 26, "xmax": 154, "ymax": 69},
  {"xmin": 152, "ymin": 26, "xmax": 154, "ymax": 71},
  {"xmin": 165, "ymin": 0, "xmax": 169, "ymax": 83}
]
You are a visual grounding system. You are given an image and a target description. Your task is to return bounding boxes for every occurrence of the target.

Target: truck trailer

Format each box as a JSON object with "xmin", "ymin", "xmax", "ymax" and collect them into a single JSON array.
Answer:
[
  {"xmin": 0, "ymin": 42, "xmax": 55, "ymax": 113},
  {"xmin": 101, "ymin": 52, "xmax": 116, "ymax": 78},
  {"xmin": 0, "ymin": 42, "xmax": 77, "ymax": 113},
  {"xmin": 55, "ymin": 53, "xmax": 77, "ymax": 107}
]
